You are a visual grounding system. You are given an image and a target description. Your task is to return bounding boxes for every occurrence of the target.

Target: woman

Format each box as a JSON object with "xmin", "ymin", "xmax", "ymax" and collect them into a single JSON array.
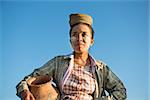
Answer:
[{"xmin": 16, "ymin": 13, "xmax": 127, "ymax": 100}]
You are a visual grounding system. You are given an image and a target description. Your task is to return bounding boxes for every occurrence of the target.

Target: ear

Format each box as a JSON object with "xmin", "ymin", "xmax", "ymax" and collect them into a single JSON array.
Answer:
[
  {"xmin": 70, "ymin": 39, "xmax": 72, "ymax": 43},
  {"xmin": 70, "ymin": 39, "xmax": 73, "ymax": 45},
  {"xmin": 91, "ymin": 39, "xmax": 94, "ymax": 46}
]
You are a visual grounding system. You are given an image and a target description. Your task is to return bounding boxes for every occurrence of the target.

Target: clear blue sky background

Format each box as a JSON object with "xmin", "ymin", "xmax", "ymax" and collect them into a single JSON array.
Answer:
[{"xmin": 0, "ymin": 0, "xmax": 149, "ymax": 100}]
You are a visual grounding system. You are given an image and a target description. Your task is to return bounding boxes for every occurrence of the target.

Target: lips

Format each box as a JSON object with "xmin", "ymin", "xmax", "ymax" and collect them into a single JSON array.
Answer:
[{"xmin": 77, "ymin": 42, "xmax": 84, "ymax": 46}]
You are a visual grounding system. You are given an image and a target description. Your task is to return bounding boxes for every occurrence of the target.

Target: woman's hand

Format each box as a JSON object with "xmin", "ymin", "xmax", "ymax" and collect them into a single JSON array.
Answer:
[
  {"xmin": 20, "ymin": 90, "xmax": 35, "ymax": 100},
  {"xmin": 102, "ymin": 96, "xmax": 111, "ymax": 100}
]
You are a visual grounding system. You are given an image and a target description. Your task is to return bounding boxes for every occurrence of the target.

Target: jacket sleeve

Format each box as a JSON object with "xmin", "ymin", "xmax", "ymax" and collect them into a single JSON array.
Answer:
[
  {"xmin": 16, "ymin": 56, "xmax": 57, "ymax": 97},
  {"xmin": 103, "ymin": 65, "xmax": 127, "ymax": 100}
]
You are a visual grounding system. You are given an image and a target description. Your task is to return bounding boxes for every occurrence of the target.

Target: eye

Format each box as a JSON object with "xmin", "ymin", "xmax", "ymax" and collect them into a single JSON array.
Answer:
[
  {"xmin": 82, "ymin": 32, "xmax": 87, "ymax": 37},
  {"xmin": 71, "ymin": 32, "xmax": 77, "ymax": 37}
]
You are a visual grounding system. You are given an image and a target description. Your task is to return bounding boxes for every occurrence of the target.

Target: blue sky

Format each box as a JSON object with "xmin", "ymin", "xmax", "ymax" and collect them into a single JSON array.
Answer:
[{"xmin": 1, "ymin": 0, "xmax": 149, "ymax": 100}]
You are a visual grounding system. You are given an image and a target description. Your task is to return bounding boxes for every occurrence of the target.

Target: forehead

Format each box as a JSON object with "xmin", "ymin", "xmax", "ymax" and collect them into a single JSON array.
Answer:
[{"xmin": 71, "ymin": 24, "xmax": 91, "ymax": 33}]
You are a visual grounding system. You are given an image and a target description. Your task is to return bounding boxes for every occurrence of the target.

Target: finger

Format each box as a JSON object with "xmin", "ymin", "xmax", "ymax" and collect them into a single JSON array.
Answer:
[
  {"xmin": 26, "ymin": 95, "xmax": 30, "ymax": 100},
  {"xmin": 21, "ymin": 97, "xmax": 28, "ymax": 100},
  {"xmin": 107, "ymin": 96, "xmax": 111, "ymax": 100},
  {"xmin": 30, "ymin": 94, "xmax": 35, "ymax": 100}
]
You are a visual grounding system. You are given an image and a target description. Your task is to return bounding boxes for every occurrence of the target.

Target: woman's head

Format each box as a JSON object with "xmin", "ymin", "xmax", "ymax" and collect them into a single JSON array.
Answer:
[
  {"xmin": 70, "ymin": 23, "xmax": 94, "ymax": 53},
  {"xmin": 69, "ymin": 13, "xmax": 95, "ymax": 53},
  {"xmin": 69, "ymin": 23, "xmax": 94, "ymax": 39}
]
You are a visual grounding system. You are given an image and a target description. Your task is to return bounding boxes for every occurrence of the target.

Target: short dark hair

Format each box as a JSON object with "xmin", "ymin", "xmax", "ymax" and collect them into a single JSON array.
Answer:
[{"xmin": 69, "ymin": 23, "xmax": 94, "ymax": 39}]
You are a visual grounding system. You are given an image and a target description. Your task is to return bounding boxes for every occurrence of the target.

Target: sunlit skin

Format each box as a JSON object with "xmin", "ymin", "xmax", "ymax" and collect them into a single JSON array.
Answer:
[
  {"xmin": 20, "ymin": 24, "xmax": 94, "ymax": 100},
  {"xmin": 70, "ymin": 24, "xmax": 94, "ymax": 66}
]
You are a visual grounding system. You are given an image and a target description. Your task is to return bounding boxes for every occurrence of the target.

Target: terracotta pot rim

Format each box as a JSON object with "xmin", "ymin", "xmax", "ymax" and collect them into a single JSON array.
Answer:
[
  {"xmin": 28, "ymin": 81, "xmax": 51, "ymax": 87},
  {"xmin": 27, "ymin": 75, "xmax": 52, "ymax": 87}
]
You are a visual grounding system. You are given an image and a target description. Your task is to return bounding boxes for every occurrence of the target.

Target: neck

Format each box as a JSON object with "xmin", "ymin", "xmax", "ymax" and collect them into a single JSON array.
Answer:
[{"xmin": 74, "ymin": 51, "xmax": 89, "ymax": 66}]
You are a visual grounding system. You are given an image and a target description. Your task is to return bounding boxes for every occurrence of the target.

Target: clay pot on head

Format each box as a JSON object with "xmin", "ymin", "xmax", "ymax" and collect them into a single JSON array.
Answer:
[{"xmin": 27, "ymin": 75, "xmax": 60, "ymax": 100}]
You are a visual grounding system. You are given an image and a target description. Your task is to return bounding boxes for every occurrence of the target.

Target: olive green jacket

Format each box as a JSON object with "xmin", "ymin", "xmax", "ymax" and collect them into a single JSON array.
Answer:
[{"xmin": 16, "ymin": 54, "xmax": 127, "ymax": 100}]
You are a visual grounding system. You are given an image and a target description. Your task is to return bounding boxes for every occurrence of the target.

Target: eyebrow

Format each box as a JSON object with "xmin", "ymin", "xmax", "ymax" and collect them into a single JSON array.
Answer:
[{"xmin": 72, "ymin": 30, "xmax": 87, "ymax": 33}]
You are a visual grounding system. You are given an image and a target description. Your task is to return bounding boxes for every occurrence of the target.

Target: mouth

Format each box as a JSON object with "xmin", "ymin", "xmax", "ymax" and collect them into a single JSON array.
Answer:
[{"xmin": 77, "ymin": 42, "xmax": 84, "ymax": 46}]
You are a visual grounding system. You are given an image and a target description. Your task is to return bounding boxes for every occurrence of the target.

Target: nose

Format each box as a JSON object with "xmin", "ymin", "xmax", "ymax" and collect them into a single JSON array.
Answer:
[{"xmin": 78, "ymin": 34, "xmax": 83, "ymax": 41}]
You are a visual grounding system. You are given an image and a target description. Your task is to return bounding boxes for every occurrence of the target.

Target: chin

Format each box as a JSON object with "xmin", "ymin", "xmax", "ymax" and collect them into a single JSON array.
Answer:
[{"xmin": 74, "ymin": 49, "xmax": 87, "ymax": 54}]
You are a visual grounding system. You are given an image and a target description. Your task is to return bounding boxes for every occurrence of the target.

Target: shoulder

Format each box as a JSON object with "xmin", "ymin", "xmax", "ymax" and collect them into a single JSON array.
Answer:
[
  {"xmin": 49, "ymin": 54, "xmax": 71, "ymax": 62},
  {"xmin": 54, "ymin": 54, "xmax": 71, "ymax": 60},
  {"xmin": 95, "ymin": 60, "xmax": 107, "ymax": 70}
]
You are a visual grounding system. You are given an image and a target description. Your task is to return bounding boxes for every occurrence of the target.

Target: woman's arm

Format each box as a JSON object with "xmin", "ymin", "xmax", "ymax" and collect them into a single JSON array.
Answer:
[
  {"xmin": 104, "ymin": 66, "xmax": 127, "ymax": 100},
  {"xmin": 16, "ymin": 56, "xmax": 57, "ymax": 97}
]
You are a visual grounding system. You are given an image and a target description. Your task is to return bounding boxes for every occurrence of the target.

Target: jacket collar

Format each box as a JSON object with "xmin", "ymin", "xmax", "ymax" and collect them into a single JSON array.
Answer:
[
  {"xmin": 63, "ymin": 53, "xmax": 73, "ymax": 59},
  {"xmin": 89, "ymin": 54, "xmax": 104, "ymax": 70},
  {"xmin": 63, "ymin": 52, "xmax": 104, "ymax": 70}
]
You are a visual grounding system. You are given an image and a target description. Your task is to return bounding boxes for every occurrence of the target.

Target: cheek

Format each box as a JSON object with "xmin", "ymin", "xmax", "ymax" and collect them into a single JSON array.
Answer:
[
  {"xmin": 70, "ymin": 37, "xmax": 76, "ymax": 47},
  {"xmin": 83, "ymin": 37, "xmax": 92, "ymax": 46},
  {"xmin": 70, "ymin": 37, "xmax": 76, "ymax": 43}
]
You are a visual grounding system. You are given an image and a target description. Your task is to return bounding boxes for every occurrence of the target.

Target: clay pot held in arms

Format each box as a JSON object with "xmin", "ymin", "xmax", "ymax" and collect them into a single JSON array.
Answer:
[{"xmin": 27, "ymin": 75, "xmax": 60, "ymax": 100}]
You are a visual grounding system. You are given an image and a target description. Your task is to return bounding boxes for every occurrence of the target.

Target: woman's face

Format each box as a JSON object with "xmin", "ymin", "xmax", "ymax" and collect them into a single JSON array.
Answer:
[{"xmin": 70, "ymin": 24, "xmax": 94, "ymax": 54}]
